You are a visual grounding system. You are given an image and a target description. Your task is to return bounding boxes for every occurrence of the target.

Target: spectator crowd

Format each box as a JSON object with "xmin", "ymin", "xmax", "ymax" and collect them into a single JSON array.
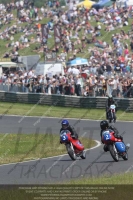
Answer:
[
  {"xmin": 1, "ymin": 66, "xmax": 133, "ymax": 98},
  {"xmin": 0, "ymin": 1, "xmax": 133, "ymax": 98}
]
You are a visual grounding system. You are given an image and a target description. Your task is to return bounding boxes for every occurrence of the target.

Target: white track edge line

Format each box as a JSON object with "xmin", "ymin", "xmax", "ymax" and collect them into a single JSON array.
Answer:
[
  {"xmin": 0, "ymin": 140, "xmax": 101, "ymax": 167},
  {"xmin": 2, "ymin": 114, "xmax": 133, "ymax": 123}
]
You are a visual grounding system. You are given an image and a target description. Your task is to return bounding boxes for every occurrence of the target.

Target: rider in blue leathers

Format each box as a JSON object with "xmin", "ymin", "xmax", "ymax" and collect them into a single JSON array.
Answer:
[{"xmin": 60, "ymin": 120, "xmax": 78, "ymax": 143}]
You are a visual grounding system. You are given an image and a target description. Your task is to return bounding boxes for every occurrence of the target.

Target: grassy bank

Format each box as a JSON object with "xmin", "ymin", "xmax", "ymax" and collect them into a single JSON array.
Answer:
[
  {"xmin": 66, "ymin": 172, "xmax": 133, "ymax": 184},
  {"xmin": 0, "ymin": 8, "xmax": 132, "ymax": 60},
  {"xmin": 0, "ymin": 133, "xmax": 96, "ymax": 165},
  {"xmin": 0, "ymin": 102, "xmax": 133, "ymax": 121}
]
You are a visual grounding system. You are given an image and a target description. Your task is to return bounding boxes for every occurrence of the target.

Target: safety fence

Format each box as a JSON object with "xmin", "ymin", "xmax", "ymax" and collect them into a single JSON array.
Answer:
[
  {"xmin": 1, "ymin": 83, "xmax": 133, "ymax": 98},
  {"xmin": 0, "ymin": 91, "xmax": 132, "ymax": 111}
]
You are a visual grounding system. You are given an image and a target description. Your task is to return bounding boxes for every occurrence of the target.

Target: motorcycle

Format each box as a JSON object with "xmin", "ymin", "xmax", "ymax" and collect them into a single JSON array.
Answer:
[
  {"xmin": 60, "ymin": 130, "xmax": 86, "ymax": 160},
  {"xmin": 108, "ymin": 104, "xmax": 116, "ymax": 123},
  {"xmin": 102, "ymin": 130, "xmax": 130, "ymax": 162}
]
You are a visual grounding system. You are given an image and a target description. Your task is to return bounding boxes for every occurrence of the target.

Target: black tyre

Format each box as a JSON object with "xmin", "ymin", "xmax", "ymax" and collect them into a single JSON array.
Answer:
[
  {"xmin": 108, "ymin": 144, "xmax": 119, "ymax": 162},
  {"xmin": 66, "ymin": 144, "xmax": 77, "ymax": 160},
  {"xmin": 122, "ymin": 152, "xmax": 128, "ymax": 160},
  {"xmin": 113, "ymin": 113, "xmax": 116, "ymax": 122},
  {"xmin": 108, "ymin": 113, "xmax": 112, "ymax": 123},
  {"xmin": 80, "ymin": 150, "xmax": 86, "ymax": 159}
]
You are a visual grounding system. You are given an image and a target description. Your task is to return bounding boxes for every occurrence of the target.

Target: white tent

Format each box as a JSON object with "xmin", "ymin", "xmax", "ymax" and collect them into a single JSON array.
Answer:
[
  {"xmin": 126, "ymin": 0, "xmax": 133, "ymax": 6},
  {"xmin": 0, "ymin": 62, "xmax": 17, "ymax": 67},
  {"xmin": 0, "ymin": 62, "xmax": 18, "ymax": 77}
]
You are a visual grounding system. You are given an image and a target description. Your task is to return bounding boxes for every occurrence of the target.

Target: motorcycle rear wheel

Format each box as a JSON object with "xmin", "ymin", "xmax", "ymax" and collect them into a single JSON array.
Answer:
[{"xmin": 108, "ymin": 144, "xmax": 119, "ymax": 162}]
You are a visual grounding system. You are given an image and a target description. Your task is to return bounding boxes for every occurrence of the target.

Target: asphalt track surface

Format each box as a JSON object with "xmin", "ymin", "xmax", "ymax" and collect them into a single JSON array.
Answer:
[{"xmin": 0, "ymin": 115, "xmax": 132, "ymax": 184}]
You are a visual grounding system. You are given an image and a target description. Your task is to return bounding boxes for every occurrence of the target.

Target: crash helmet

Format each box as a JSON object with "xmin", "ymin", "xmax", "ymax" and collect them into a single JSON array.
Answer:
[
  {"xmin": 108, "ymin": 95, "xmax": 114, "ymax": 103},
  {"xmin": 100, "ymin": 120, "xmax": 109, "ymax": 130},
  {"xmin": 61, "ymin": 119, "xmax": 69, "ymax": 129}
]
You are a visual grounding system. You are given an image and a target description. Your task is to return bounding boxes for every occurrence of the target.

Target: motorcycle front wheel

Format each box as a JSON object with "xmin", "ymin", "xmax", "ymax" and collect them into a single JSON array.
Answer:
[
  {"xmin": 80, "ymin": 150, "xmax": 86, "ymax": 159},
  {"xmin": 66, "ymin": 143, "xmax": 77, "ymax": 161},
  {"xmin": 113, "ymin": 112, "xmax": 116, "ymax": 123},
  {"xmin": 122, "ymin": 152, "xmax": 128, "ymax": 161}
]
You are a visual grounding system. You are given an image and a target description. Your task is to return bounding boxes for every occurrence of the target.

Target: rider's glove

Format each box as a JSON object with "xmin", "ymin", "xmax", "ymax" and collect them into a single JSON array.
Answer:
[
  {"xmin": 116, "ymin": 135, "xmax": 123, "ymax": 140},
  {"xmin": 71, "ymin": 135, "xmax": 76, "ymax": 139},
  {"xmin": 119, "ymin": 136, "xmax": 123, "ymax": 140}
]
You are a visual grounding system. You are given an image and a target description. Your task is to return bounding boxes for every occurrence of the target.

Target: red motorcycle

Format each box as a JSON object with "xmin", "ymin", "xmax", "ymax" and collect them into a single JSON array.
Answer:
[
  {"xmin": 102, "ymin": 130, "xmax": 130, "ymax": 162},
  {"xmin": 60, "ymin": 130, "xmax": 86, "ymax": 160}
]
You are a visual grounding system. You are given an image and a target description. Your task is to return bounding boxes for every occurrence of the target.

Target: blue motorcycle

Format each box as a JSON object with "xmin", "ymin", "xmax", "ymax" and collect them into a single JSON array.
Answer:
[{"xmin": 102, "ymin": 130, "xmax": 130, "ymax": 162}]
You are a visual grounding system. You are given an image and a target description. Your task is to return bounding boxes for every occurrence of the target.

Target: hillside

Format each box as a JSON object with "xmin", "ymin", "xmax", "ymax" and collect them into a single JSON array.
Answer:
[
  {"xmin": 0, "ymin": 2, "xmax": 133, "ymax": 62},
  {"xmin": 0, "ymin": 0, "xmax": 66, "ymax": 7}
]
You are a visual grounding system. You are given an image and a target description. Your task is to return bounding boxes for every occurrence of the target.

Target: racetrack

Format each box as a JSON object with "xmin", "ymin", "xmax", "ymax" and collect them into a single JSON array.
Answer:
[{"xmin": 0, "ymin": 115, "xmax": 132, "ymax": 184}]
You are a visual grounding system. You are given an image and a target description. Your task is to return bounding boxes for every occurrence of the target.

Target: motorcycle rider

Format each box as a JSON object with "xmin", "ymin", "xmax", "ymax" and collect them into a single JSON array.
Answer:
[
  {"xmin": 106, "ymin": 96, "xmax": 117, "ymax": 120},
  {"xmin": 100, "ymin": 120, "xmax": 123, "ymax": 152},
  {"xmin": 60, "ymin": 119, "xmax": 78, "ymax": 143}
]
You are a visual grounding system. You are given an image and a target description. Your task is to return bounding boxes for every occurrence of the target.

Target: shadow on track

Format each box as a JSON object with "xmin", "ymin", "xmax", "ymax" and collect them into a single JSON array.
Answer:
[{"xmin": 94, "ymin": 159, "xmax": 127, "ymax": 163}]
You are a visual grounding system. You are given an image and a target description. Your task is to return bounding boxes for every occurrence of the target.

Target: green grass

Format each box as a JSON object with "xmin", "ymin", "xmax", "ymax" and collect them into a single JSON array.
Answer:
[
  {"xmin": 0, "ymin": 133, "xmax": 96, "ymax": 165},
  {"xmin": 0, "ymin": 7, "xmax": 132, "ymax": 60},
  {"xmin": 66, "ymin": 172, "xmax": 133, "ymax": 184},
  {"xmin": 0, "ymin": 183, "xmax": 132, "ymax": 200},
  {"xmin": 62, "ymin": 173, "xmax": 133, "ymax": 200},
  {"xmin": 0, "ymin": 11, "xmax": 52, "ymax": 59},
  {"xmin": 0, "ymin": 102, "xmax": 133, "ymax": 121}
]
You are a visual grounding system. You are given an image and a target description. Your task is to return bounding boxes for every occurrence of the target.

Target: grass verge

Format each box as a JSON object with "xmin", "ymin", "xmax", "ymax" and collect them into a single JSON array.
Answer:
[
  {"xmin": 0, "ymin": 133, "xmax": 96, "ymax": 165},
  {"xmin": 0, "ymin": 173, "xmax": 133, "ymax": 200},
  {"xmin": 0, "ymin": 102, "xmax": 133, "ymax": 121},
  {"xmin": 65, "ymin": 172, "xmax": 133, "ymax": 184}
]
